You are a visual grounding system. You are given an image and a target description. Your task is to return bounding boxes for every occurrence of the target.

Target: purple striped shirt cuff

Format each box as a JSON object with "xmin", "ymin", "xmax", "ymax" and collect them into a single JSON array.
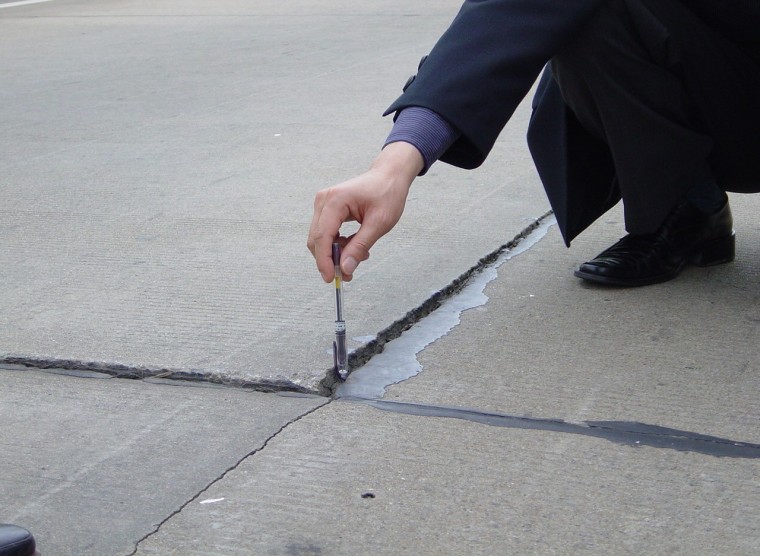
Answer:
[{"xmin": 384, "ymin": 106, "xmax": 460, "ymax": 176}]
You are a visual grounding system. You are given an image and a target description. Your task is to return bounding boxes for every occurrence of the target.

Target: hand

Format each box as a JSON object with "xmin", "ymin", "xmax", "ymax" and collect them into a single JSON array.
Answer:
[{"xmin": 308, "ymin": 142, "xmax": 424, "ymax": 282}]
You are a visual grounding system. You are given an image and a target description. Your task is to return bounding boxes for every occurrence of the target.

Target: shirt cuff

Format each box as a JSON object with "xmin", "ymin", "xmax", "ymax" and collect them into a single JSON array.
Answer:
[{"xmin": 384, "ymin": 106, "xmax": 460, "ymax": 176}]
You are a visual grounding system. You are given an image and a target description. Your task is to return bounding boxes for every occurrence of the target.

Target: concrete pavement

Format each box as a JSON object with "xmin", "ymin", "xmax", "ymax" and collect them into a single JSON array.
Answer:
[
  {"xmin": 0, "ymin": 0, "xmax": 546, "ymax": 393},
  {"xmin": 4, "ymin": 197, "xmax": 760, "ymax": 554},
  {"xmin": 0, "ymin": 366, "xmax": 326, "ymax": 555},
  {"xmin": 130, "ymin": 198, "xmax": 760, "ymax": 555},
  {"xmin": 2, "ymin": 0, "xmax": 760, "ymax": 555}
]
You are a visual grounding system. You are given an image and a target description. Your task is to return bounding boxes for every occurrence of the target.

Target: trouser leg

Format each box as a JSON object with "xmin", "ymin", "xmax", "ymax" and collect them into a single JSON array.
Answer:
[{"xmin": 551, "ymin": 0, "xmax": 760, "ymax": 234}]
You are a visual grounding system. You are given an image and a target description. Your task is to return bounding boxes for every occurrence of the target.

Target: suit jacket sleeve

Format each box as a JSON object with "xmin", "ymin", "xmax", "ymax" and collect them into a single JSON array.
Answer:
[{"xmin": 384, "ymin": 0, "xmax": 606, "ymax": 169}]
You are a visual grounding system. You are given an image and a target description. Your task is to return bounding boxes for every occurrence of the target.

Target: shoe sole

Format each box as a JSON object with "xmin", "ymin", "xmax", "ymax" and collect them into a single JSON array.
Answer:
[{"xmin": 574, "ymin": 232, "xmax": 735, "ymax": 287}]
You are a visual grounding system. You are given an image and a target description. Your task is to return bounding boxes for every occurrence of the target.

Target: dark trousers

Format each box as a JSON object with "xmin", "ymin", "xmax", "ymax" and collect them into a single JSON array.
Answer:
[{"xmin": 550, "ymin": 0, "xmax": 760, "ymax": 234}]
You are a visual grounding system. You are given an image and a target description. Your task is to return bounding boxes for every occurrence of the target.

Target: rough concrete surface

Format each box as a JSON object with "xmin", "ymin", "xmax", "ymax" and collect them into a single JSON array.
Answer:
[
  {"xmin": 386, "ymin": 196, "xmax": 760, "ymax": 445},
  {"xmin": 0, "ymin": 366, "xmax": 325, "ymax": 555},
  {"xmin": 132, "ymin": 196, "xmax": 760, "ymax": 556},
  {"xmin": 133, "ymin": 398, "xmax": 760, "ymax": 555},
  {"xmin": 0, "ymin": 0, "xmax": 547, "ymax": 392},
  {"xmin": 3, "ymin": 1, "xmax": 760, "ymax": 555}
]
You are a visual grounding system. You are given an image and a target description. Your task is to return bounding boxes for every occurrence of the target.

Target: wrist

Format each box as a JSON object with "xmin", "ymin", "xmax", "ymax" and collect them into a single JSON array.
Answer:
[{"xmin": 373, "ymin": 141, "xmax": 424, "ymax": 186}]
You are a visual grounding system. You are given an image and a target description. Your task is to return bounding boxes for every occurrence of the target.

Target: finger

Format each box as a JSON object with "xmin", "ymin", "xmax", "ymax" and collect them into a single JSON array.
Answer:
[
  {"xmin": 307, "ymin": 201, "xmax": 333, "ymax": 282},
  {"xmin": 307, "ymin": 192, "xmax": 327, "ymax": 258},
  {"xmin": 310, "ymin": 192, "xmax": 350, "ymax": 282},
  {"xmin": 340, "ymin": 221, "xmax": 384, "ymax": 278}
]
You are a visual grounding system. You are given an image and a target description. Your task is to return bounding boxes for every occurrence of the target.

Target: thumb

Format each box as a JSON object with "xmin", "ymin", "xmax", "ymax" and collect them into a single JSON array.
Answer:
[{"xmin": 340, "ymin": 224, "xmax": 381, "ymax": 279}]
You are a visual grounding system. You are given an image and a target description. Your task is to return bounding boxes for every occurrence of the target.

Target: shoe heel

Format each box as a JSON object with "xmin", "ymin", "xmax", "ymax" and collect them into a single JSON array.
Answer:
[{"xmin": 694, "ymin": 232, "xmax": 735, "ymax": 266}]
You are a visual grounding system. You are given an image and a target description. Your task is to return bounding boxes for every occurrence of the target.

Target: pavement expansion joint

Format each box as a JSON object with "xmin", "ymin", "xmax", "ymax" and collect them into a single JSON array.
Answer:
[
  {"xmin": 2, "ymin": 213, "xmax": 553, "ymax": 399},
  {"xmin": 334, "ymin": 213, "xmax": 556, "ymax": 399},
  {"xmin": 126, "ymin": 399, "xmax": 331, "ymax": 556},
  {"xmin": 0, "ymin": 357, "xmax": 318, "ymax": 394},
  {"xmin": 331, "ymin": 211, "xmax": 554, "ymax": 385},
  {"xmin": 339, "ymin": 396, "xmax": 760, "ymax": 459}
]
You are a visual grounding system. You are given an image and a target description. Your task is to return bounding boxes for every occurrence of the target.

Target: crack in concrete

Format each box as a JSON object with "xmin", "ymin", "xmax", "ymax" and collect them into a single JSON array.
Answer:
[
  {"xmin": 321, "ymin": 211, "xmax": 554, "ymax": 393},
  {"xmin": 0, "ymin": 358, "xmax": 319, "ymax": 394},
  {"xmin": 125, "ymin": 398, "xmax": 331, "ymax": 556},
  {"xmin": 335, "ymin": 215, "xmax": 555, "ymax": 399},
  {"xmin": 1, "ymin": 211, "xmax": 553, "ymax": 397},
  {"xmin": 342, "ymin": 396, "xmax": 760, "ymax": 459}
]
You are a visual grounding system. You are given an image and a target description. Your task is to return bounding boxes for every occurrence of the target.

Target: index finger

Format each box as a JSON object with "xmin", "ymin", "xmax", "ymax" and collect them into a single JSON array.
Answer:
[{"xmin": 308, "ymin": 191, "xmax": 348, "ymax": 282}]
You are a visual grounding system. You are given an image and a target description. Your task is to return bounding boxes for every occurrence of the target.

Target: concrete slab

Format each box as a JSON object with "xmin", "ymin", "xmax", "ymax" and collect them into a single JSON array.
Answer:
[
  {"xmin": 6, "ymin": 1, "xmax": 757, "ymax": 554},
  {"xmin": 133, "ymin": 401, "xmax": 760, "ymax": 555},
  {"xmin": 0, "ymin": 366, "xmax": 325, "ymax": 556},
  {"xmin": 380, "ymin": 194, "xmax": 760, "ymax": 445},
  {"xmin": 0, "ymin": 0, "xmax": 547, "ymax": 392},
  {"xmin": 131, "ymin": 194, "xmax": 760, "ymax": 555}
]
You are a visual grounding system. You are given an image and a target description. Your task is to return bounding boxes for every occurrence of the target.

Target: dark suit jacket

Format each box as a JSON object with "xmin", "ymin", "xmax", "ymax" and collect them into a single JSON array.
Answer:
[{"xmin": 385, "ymin": 0, "xmax": 760, "ymax": 245}]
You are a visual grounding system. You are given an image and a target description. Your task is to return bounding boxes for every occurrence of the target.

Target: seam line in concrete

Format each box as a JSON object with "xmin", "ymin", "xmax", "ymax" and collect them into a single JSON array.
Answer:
[
  {"xmin": 0, "ymin": 0, "xmax": 54, "ymax": 8},
  {"xmin": 125, "ymin": 398, "xmax": 331, "ymax": 556},
  {"xmin": 0, "ymin": 359, "xmax": 319, "ymax": 394},
  {"xmin": 1, "ymin": 212, "xmax": 553, "ymax": 396},
  {"xmin": 323, "ymin": 211, "xmax": 554, "ymax": 394},
  {"xmin": 341, "ymin": 396, "xmax": 760, "ymax": 459}
]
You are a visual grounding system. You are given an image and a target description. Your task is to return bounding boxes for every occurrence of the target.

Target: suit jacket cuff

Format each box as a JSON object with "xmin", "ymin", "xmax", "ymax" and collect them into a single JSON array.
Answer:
[{"xmin": 383, "ymin": 106, "xmax": 460, "ymax": 175}]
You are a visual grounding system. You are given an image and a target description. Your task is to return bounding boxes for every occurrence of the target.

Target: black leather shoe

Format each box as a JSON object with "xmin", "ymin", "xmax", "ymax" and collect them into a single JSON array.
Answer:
[
  {"xmin": 574, "ymin": 197, "xmax": 735, "ymax": 286},
  {"xmin": 0, "ymin": 524, "xmax": 38, "ymax": 556}
]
